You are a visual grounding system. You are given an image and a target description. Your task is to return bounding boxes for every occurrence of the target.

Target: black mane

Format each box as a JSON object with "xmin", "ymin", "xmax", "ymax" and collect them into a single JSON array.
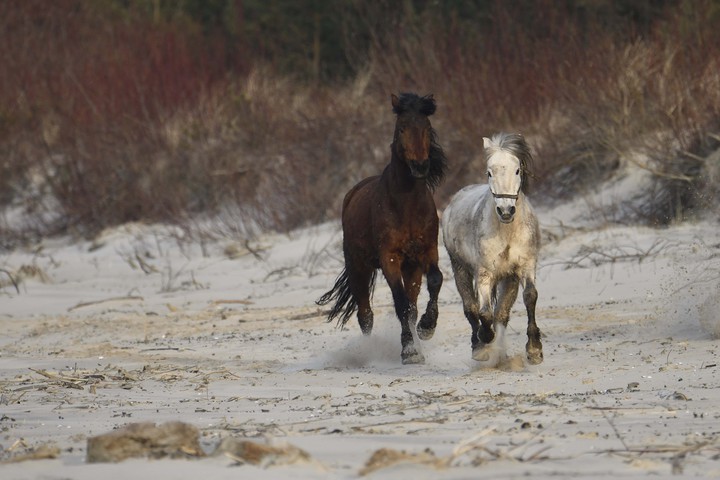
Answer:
[
  {"xmin": 426, "ymin": 129, "xmax": 447, "ymax": 191},
  {"xmin": 392, "ymin": 92, "xmax": 437, "ymax": 116}
]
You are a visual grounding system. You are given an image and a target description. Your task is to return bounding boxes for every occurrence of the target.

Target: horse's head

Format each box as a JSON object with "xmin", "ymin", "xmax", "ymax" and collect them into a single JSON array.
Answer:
[
  {"xmin": 391, "ymin": 93, "xmax": 437, "ymax": 179},
  {"xmin": 483, "ymin": 133, "xmax": 533, "ymax": 224}
]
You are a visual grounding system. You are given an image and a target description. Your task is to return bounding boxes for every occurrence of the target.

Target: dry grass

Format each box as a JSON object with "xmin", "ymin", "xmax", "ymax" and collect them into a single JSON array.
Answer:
[{"xmin": 1, "ymin": 1, "xmax": 719, "ymax": 244}]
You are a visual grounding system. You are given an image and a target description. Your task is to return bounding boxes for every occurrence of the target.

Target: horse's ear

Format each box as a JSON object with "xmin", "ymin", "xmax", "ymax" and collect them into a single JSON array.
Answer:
[
  {"xmin": 420, "ymin": 94, "xmax": 436, "ymax": 116},
  {"xmin": 483, "ymin": 137, "xmax": 491, "ymax": 150},
  {"xmin": 391, "ymin": 94, "xmax": 400, "ymax": 110}
]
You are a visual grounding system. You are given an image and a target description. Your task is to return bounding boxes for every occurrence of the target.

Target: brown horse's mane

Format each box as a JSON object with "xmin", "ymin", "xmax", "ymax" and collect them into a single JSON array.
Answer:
[{"xmin": 392, "ymin": 93, "xmax": 448, "ymax": 191}]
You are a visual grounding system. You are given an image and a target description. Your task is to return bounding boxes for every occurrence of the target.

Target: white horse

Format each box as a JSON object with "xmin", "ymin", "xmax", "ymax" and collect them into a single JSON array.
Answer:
[{"xmin": 442, "ymin": 132, "xmax": 542, "ymax": 366}]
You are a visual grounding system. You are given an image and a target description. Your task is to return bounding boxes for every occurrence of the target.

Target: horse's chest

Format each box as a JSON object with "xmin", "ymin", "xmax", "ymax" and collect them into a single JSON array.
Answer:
[
  {"xmin": 373, "ymin": 200, "xmax": 436, "ymax": 258},
  {"xmin": 480, "ymin": 235, "xmax": 530, "ymax": 273},
  {"xmin": 376, "ymin": 226, "xmax": 432, "ymax": 256},
  {"xmin": 401, "ymin": 234, "xmax": 429, "ymax": 257}
]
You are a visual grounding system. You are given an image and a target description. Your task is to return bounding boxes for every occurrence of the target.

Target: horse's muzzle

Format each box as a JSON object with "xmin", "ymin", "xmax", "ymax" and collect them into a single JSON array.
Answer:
[
  {"xmin": 409, "ymin": 160, "xmax": 429, "ymax": 178},
  {"xmin": 496, "ymin": 205, "xmax": 516, "ymax": 223}
]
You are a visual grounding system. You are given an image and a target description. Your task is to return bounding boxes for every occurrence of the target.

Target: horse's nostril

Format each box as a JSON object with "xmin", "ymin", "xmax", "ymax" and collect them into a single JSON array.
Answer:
[
  {"xmin": 496, "ymin": 206, "xmax": 502, "ymax": 216},
  {"xmin": 510, "ymin": 206, "xmax": 516, "ymax": 215}
]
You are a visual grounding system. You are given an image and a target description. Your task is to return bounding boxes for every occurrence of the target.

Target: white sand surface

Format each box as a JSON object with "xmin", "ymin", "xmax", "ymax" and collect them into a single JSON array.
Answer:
[{"xmin": 1, "ymin": 204, "xmax": 719, "ymax": 478}]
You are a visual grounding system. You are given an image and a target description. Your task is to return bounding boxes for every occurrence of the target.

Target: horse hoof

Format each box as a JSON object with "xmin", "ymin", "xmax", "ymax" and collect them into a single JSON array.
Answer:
[
  {"xmin": 417, "ymin": 313, "xmax": 437, "ymax": 341},
  {"xmin": 472, "ymin": 348, "xmax": 490, "ymax": 362},
  {"xmin": 416, "ymin": 325, "xmax": 435, "ymax": 341},
  {"xmin": 359, "ymin": 317, "xmax": 373, "ymax": 335},
  {"xmin": 472, "ymin": 342, "xmax": 506, "ymax": 367},
  {"xmin": 527, "ymin": 350, "xmax": 543, "ymax": 365},
  {"xmin": 402, "ymin": 351, "xmax": 425, "ymax": 365}
]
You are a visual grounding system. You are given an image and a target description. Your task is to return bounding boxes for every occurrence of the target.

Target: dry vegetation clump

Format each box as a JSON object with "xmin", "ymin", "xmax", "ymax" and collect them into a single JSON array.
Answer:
[
  {"xmin": 0, "ymin": 1, "xmax": 233, "ymax": 239},
  {"xmin": 532, "ymin": 11, "xmax": 720, "ymax": 224},
  {"xmin": 158, "ymin": 72, "xmax": 391, "ymax": 236},
  {"xmin": 636, "ymin": 131, "xmax": 719, "ymax": 225},
  {"xmin": 0, "ymin": 2, "xmax": 388, "ymax": 242},
  {"xmin": 358, "ymin": 1, "xmax": 720, "ymax": 222},
  {"xmin": 1, "ymin": 1, "xmax": 719, "ymax": 243}
]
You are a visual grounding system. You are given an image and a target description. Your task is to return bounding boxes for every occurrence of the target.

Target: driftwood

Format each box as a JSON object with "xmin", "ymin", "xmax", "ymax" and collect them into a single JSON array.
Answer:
[
  {"xmin": 86, "ymin": 422, "xmax": 204, "ymax": 463},
  {"xmin": 213, "ymin": 437, "xmax": 325, "ymax": 470},
  {"xmin": 86, "ymin": 422, "xmax": 326, "ymax": 469},
  {"xmin": 1, "ymin": 441, "xmax": 60, "ymax": 464},
  {"xmin": 68, "ymin": 295, "xmax": 144, "ymax": 312}
]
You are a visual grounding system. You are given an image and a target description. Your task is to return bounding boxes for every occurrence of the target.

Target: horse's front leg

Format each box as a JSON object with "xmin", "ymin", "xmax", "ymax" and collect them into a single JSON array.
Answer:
[
  {"xmin": 449, "ymin": 254, "xmax": 490, "ymax": 350},
  {"xmin": 417, "ymin": 263, "xmax": 442, "ymax": 340},
  {"xmin": 382, "ymin": 255, "xmax": 424, "ymax": 365},
  {"xmin": 524, "ymin": 278, "xmax": 543, "ymax": 364},
  {"xmin": 472, "ymin": 272, "xmax": 503, "ymax": 364},
  {"xmin": 495, "ymin": 275, "xmax": 520, "ymax": 327}
]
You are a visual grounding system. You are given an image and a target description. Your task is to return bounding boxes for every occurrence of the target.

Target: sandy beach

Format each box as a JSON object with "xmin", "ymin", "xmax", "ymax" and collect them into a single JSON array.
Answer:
[{"xmin": 2, "ymin": 202, "xmax": 719, "ymax": 479}]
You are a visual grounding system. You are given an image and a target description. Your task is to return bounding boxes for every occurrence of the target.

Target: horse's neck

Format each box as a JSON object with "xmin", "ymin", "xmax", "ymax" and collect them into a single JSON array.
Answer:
[{"xmin": 384, "ymin": 153, "xmax": 421, "ymax": 192}]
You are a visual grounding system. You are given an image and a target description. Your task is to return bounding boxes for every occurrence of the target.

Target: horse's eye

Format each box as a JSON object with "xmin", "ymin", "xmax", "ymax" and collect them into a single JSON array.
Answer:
[
  {"xmin": 487, "ymin": 171, "xmax": 492, "ymax": 178},
  {"xmin": 515, "ymin": 169, "xmax": 520, "ymax": 175}
]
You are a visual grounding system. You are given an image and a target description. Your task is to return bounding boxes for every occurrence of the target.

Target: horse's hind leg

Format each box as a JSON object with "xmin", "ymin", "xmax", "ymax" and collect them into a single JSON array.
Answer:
[
  {"xmin": 348, "ymin": 265, "xmax": 374, "ymax": 335},
  {"xmin": 524, "ymin": 278, "xmax": 543, "ymax": 364},
  {"xmin": 417, "ymin": 263, "xmax": 442, "ymax": 340}
]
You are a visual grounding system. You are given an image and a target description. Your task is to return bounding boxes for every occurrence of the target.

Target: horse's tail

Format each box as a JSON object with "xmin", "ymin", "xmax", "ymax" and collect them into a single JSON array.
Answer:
[{"xmin": 317, "ymin": 268, "xmax": 375, "ymax": 328}]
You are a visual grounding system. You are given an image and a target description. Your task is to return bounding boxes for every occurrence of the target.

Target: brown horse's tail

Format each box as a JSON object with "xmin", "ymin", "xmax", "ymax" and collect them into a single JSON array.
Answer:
[{"xmin": 316, "ymin": 268, "xmax": 375, "ymax": 328}]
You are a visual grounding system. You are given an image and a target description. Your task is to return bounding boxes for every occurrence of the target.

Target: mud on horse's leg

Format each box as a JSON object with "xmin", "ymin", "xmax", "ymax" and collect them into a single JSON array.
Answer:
[{"xmin": 417, "ymin": 264, "xmax": 442, "ymax": 340}]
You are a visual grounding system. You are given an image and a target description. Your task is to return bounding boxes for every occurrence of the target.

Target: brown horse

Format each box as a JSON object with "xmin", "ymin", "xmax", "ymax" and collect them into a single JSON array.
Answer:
[{"xmin": 317, "ymin": 93, "xmax": 447, "ymax": 364}]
